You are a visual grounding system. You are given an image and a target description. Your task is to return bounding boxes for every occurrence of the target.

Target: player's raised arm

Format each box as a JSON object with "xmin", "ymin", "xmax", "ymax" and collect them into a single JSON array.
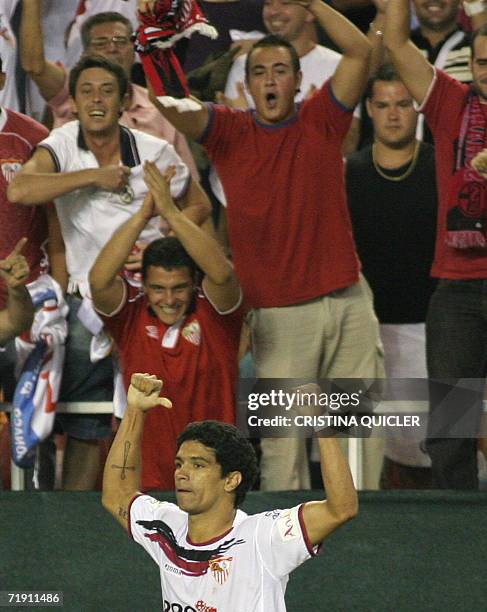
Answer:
[
  {"xmin": 383, "ymin": 0, "xmax": 434, "ymax": 105},
  {"xmin": 102, "ymin": 374, "xmax": 172, "ymax": 530},
  {"xmin": 301, "ymin": 437, "xmax": 358, "ymax": 545}
]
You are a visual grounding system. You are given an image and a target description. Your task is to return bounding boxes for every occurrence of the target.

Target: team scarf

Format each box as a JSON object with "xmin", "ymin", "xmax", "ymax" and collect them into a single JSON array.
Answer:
[
  {"xmin": 446, "ymin": 90, "xmax": 487, "ymax": 249},
  {"xmin": 11, "ymin": 276, "xmax": 68, "ymax": 468},
  {"xmin": 134, "ymin": 0, "xmax": 217, "ymax": 111}
]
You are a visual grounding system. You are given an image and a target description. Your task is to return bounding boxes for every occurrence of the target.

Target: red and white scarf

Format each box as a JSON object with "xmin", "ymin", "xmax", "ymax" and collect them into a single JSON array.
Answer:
[
  {"xmin": 446, "ymin": 91, "xmax": 487, "ymax": 249},
  {"xmin": 135, "ymin": 0, "xmax": 217, "ymax": 111}
]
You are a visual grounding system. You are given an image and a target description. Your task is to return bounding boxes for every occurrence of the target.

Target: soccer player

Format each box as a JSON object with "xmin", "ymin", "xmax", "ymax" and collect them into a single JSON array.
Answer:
[{"xmin": 102, "ymin": 372, "xmax": 358, "ymax": 611}]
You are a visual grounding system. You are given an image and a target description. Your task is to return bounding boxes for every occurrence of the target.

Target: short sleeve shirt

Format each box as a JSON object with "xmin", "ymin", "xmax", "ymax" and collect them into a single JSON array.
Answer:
[
  {"xmin": 129, "ymin": 494, "xmax": 319, "ymax": 612},
  {"xmin": 38, "ymin": 121, "xmax": 190, "ymax": 295},
  {"xmin": 201, "ymin": 83, "xmax": 360, "ymax": 308},
  {"xmin": 420, "ymin": 69, "xmax": 487, "ymax": 278}
]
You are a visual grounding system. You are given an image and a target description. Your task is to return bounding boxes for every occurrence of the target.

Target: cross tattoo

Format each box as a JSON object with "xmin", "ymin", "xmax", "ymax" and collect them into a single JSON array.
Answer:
[{"xmin": 111, "ymin": 441, "xmax": 136, "ymax": 480}]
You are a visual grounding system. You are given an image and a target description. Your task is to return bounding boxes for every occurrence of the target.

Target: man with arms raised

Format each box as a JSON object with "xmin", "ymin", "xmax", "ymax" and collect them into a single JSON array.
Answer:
[
  {"xmin": 102, "ymin": 373, "xmax": 358, "ymax": 611},
  {"xmin": 223, "ymin": 0, "xmax": 359, "ymax": 153},
  {"xmin": 384, "ymin": 0, "xmax": 487, "ymax": 488},
  {"xmin": 90, "ymin": 162, "xmax": 243, "ymax": 490},
  {"xmin": 8, "ymin": 56, "xmax": 210, "ymax": 490},
  {"xmin": 139, "ymin": 0, "xmax": 382, "ymax": 491}
]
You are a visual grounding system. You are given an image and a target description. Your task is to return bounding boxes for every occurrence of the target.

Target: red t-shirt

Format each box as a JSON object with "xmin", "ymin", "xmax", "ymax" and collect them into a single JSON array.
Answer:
[
  {"xmin": 201, "ymin": 82, "xmax": 360, "ymax": 308},
  {"xmin": 100, "ymin": 283, "xmax": 244, "ymax": 491},
  {"xmin": 0, "ymin": 108, "xmax": 49, "ymax": 308},
  {"xmin": 421, "ymin": 69, "xmax": 487, "ymax": 278}
]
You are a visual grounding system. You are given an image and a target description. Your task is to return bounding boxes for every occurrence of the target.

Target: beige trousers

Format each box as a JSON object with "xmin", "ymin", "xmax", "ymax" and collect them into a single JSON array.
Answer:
[{"xmin": 250, "ymin": 276, "xmax": 384, "ymax": 491}]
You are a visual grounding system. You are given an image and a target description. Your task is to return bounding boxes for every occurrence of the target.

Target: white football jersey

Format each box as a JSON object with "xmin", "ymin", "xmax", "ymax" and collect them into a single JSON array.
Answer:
[{"xmin": 129, "ymin": 494, "xmax": 319, "ymax": 612}]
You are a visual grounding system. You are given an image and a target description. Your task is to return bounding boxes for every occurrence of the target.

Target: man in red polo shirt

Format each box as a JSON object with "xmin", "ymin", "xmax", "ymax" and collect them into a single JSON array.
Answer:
[{"xmin": 90, "ymin": 162, "xmax": 243, "ymax": 490}]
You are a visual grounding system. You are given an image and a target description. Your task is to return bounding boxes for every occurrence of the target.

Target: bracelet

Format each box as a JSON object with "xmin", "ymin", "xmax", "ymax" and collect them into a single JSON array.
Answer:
[
  {"xmin": 464, "ymin": 0, "xmax": 486, "ymax": 16},
  {"xmin": 369, "ymin": 21, "xmax": 383, "ymax": 37}
]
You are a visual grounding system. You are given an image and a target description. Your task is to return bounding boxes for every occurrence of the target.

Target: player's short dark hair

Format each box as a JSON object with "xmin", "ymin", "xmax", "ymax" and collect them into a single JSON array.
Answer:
[
  {"xmin": 142, "ymin": 236, "xmax": 199, "ymax": 281},
  {"xmin": 69, "ymin": 55, "xmax": 128, "ymax": 101},
  {"xmin": 470, "ymin": 24, "xmax": 487, "ymax": 59},
  {"xmin": 177, "ymin": 421, "xmax": 259, "ymax": 508},
  {"xmin": 365, "ymin": 63, "xmax": 402, "ymax": 100},
  {"xmin": 245, "ymin": 34, "xmax": 301, "ymax": 80},
  {"xmin": 81, "ymin": 11, "xmax": 133, "ymax": 50}
]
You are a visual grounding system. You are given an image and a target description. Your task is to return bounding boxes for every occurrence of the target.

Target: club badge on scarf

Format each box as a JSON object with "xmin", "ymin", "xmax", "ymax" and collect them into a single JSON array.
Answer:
[
  {"xmin": 135, "ymin": 0, "xmax": 218, "ymax": 111},
  {"xmin": 446, "ymin": 91, "xmax": 487, "ymax": 249},
  {"xmin": 11, "ymin": 276, "xmax": 68, "ymax": 468}
]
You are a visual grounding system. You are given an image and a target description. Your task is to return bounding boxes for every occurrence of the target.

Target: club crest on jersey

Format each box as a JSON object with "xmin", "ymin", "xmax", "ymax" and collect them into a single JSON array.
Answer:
[
  {"xmin": 2, "ymin": 160, "xmax": 22, "ymax": 184},
  {"xmin": 145, "ymin": 325, "xmax": 159, "ymax": 340},
  {"xmin": 209, "ymin": 556, "xmax": 232, "ymax": 585},
  {"xmin": 182, "ymin": 320, "xmax": 201, "ymax": 346}
]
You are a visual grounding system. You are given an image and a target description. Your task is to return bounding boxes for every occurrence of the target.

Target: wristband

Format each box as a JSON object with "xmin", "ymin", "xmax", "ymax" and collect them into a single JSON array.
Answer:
[{"xmin": 464, "ymin": 0, "xmax": 486, "ymax": 16}]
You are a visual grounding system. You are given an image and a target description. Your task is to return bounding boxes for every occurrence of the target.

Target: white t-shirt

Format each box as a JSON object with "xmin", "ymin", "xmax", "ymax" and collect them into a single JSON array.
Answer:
[
  {"xmin": 39, "ymin": 121, "xmax": 190, "ymax": 295},
  {"xmin": 225, "ymin": 44, "xmax": 343, "ymax": 108},
  {"xmin": 129, "ymin": 494, "xmax": 319, "ymax": 612}
]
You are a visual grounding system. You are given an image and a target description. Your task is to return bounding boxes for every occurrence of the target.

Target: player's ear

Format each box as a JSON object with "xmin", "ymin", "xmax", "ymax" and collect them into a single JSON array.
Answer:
[{"xmin": 224, "ymin": 471, "xmax": 242, "ymax": 494}]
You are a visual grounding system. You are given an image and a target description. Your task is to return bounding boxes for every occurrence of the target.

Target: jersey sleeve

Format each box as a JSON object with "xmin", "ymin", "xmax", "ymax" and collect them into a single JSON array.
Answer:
[
  {"xmin": 153, "ymin": 142, "xmax": 191, "ymax": 200},
  {"xmin": 197, "ymin": 103, "xmax": 248, "ymax": 163},
  {"xmin": 301, "ymin": 80, "xmax": 353, "ymax": 138},
  {"xmin": 419, "ymin": 68, "xmax": 469, "ymax": 137},
  {"xmin": 37, "ymin": 124, "xmax": 76, "ymax": 173},
  {"xmin": 255, "ymin": 505, "xmax": 319, "ymax": 579},
  {"xmin": 128, "ymin": 494, "xmax": 183, "ymax": 566},
  {"xmin": 97, "ymin": 281, "xmax": 141, "ymax": 350}
]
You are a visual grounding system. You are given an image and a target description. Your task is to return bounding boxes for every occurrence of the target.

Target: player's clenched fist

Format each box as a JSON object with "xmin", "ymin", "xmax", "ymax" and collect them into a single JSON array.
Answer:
[
  {"xmin": 127, "ymin": 373, "xmax": 173, "ymax": 412},
  {"xmin": 0, "ymin": 237, "xmax": 30, "ymax": 288}
]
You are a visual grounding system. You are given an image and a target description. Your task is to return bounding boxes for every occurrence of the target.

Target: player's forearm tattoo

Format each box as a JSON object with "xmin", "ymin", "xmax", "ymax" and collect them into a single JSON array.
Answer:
[
  {"xmin": 118, "ymin": 506, "xmax": 128, "ymax": 520},
  {"xmin": 111, "ymin": 440, "xmax": 136, "ymax": 480}
]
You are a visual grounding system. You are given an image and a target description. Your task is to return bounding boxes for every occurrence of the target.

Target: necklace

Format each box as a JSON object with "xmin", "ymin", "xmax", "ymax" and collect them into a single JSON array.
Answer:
[{"xmin": 372, "ymin": 140, "xmax": 420, "ymax": 182}]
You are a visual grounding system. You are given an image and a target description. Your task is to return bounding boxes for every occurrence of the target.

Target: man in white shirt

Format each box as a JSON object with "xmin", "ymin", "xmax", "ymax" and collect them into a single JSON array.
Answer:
[
  {"xmin": 102, "ymin": 372, "xmax": 358, "ymax": 612},
  {"xmin": 8, "ymin": 56, "xmax": 210, "ymax": 491}
]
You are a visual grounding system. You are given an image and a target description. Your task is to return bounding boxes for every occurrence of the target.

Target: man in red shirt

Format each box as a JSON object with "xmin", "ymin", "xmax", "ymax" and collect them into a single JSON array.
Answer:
[
  {"xmin": 385, "ymin": 0, "xmax": 487, "ymax": 488},
  {"xmin": 90, "ymin": 162, "xmax": 243, "ymax": 490},
  {"xmin": 139, "ymin": 0, "xmax": 383, "ymax": 490},
  {"xmin": 0, "ymin": 55, "xmax": 62, "ymax": 402}
]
